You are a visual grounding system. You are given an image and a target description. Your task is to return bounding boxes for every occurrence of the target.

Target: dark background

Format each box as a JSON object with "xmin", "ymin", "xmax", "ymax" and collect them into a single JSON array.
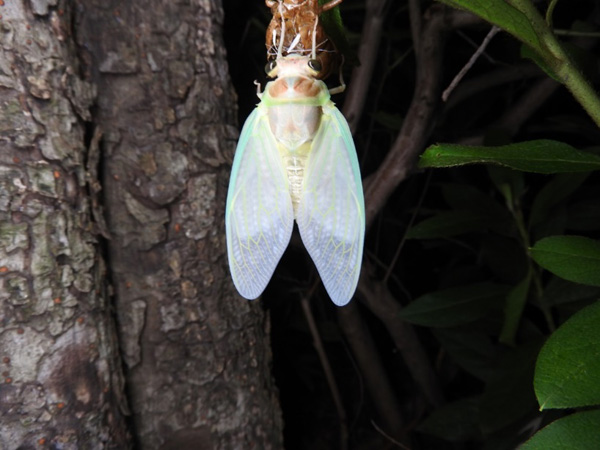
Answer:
[{"xmin": 222, "ymin": 1, "xmax": 600, "ymax": 448}]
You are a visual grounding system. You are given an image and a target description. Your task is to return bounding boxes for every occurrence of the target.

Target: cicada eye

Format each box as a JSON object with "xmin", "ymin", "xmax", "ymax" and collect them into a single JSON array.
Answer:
[
  {"xmin": 308, "ymin": 59, "xmax": 322, "ymax": 73},
  {"xmin": 265, "ymin": 60, "xmax": 277, "ymax": 75}
]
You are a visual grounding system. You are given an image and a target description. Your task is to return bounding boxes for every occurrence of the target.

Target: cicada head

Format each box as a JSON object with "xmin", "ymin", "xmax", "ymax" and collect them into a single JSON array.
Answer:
[{"xmin": 264, "ymin": 54, "xmax": 325, "ymax": 82}]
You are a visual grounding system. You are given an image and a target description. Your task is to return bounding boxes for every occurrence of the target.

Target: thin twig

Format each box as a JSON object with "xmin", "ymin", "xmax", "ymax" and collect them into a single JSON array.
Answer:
[
  {"xmin": 455, "ymin": 26, "xmax": 600, "ymax": 143},
  {"xmin": 383, "ymin": 170, "xmax": 431, "ymax": 284},
  {"xmin": 371, "ymin": 420, "xmax": 412, "ymax": 450},
  {"xmin": 364, "ymin": 5, "xmax": 448, "ymax": 228},
  {"xmin": 508, "ymin": 0, "xmax": 600, "ymax": 127},
  {"xmin": 346, "ymin": 5, "xmax": 451, "ymax": 409},
  {"xmin": 455, "ymin": 29, "xmax": 497, "ymax": 64},
  {"xmin": 338, "ymin": 4, "xmax": 472, "ymax": 420},
  {"xmin": 340, "ymin": 337, "xmax": 365, "ymax": 430},
  {"xmin": 545, "ymin": 0, "xmax": 559, "ymax": 28},
  {"xmin": 445, "ymin": 63, "xmax": 543, "ymax": 111},
  {"xmin": 554, "ymin": 29, "xmax": 600, "ymax": 37},
  {"xmin": 360, "ymin": 44, "xmax": 413, "ymax": 168},
  {"xmin": 300, "ymin": 297, "xmax": 348, "ymax": 450},
  {"xmin": 442, "ymin": 26, "xmax": 500, "ymax": 102}
]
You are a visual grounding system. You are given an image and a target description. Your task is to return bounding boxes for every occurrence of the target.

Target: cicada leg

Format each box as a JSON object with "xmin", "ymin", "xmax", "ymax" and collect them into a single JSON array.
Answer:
[
  {"xmin": 254, "ymin": 80, "xmax": 263, "ymax": 99},
  {"xmin": 328, "ymin": 55, "xmax": 346, "ymax": 95},
  {"xmin": 277, "ymin": 0, "xmax": 286, "ymax": 58},
  {"xmin": 311, "ymin": 13, "xmax": 318, "ymax": 60},
  {"xmin": 319, "ymin": 0, "xmax": 343, "ymax": 13}
]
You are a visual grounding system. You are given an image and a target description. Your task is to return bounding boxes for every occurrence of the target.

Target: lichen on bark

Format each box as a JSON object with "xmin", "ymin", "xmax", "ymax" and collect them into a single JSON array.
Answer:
[{"xmin": 0, "ymin": 0, "xmax": 130, "ymax": 448}]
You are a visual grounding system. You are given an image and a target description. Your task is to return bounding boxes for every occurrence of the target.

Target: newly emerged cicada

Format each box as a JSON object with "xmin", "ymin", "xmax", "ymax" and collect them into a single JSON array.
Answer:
[{"xmin": 225, "ymin": 1, "xmax": 364, "ymax": 306}]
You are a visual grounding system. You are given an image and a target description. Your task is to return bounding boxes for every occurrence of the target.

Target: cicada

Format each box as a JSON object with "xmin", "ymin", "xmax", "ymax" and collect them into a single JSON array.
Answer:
[{"xmin": 226, "ymin": 12, "xmax": 364, "ymax": 306}]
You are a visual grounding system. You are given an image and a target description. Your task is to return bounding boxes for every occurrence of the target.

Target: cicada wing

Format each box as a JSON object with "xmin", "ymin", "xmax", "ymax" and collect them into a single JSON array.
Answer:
[
  {"xmin": 226, "ymin": 108, "xmax": 294, "ymax": 299},
  {"xmin": 297, "ymin": 106, "xmax": 365, "ymax": 306}
]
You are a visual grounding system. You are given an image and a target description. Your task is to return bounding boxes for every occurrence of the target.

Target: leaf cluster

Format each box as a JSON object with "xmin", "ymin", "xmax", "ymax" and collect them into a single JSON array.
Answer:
[{"xmin": 407, "ymin": 0, "xmax": 600, "ymax": 447}]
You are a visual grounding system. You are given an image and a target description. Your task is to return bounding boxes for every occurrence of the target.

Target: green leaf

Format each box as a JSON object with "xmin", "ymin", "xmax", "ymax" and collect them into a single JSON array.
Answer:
[
  {"xmin": 499, "ymin": 272, "xmax": 532, "ymax": 346},
  {"xmin": 399, "ymin": 283, "xmax": 509, "ymax": 327},
  {"xmin": 558, "ymin": 22, "xmax": 600, "ymax": 82},
  {"xmin": 529, "ymin": 173, "xmax": 582, "ymax": 240},
  {"xmin": 319, "ymin": 0, "xmax": 358, "ymax": 66},
  {"xmin": 483, "ymin": 416, "xmax": 544, "ymax": 450},
  {"xmin": 407, "ymin": 210, "xmax": 500, "ymax": 239},
  {"xmin": 534, "ymin": 301, "xmax": 600, "ymax": 409},
  {"xmin": 521, "ymin": 44, "xmax": 559, "ymax": 81},
  {"xmin": 479, "ymin": 339, "xmax": 543, "ymax": 434},
  {"xmin": 436, "ymin": 0, "xmax": 544, "ymax": 54},
  {"xmin": 541, "ymin": 277, "xmax": 600, "ymax": 307},
  {"xmin": 520, "ymin": 410, "xmax": 600, "ymax": 449},
  {"xmin": 530, "ymin": 236, "xmax": 600, "ymax": 287},
  {"xmin": 419, "ymin": 140, "xmax": 600, "ymax": 173},
  {"xmin": 418, "ymin": 397, "xmax": 481, "ymax": 441},
  {"xmin": 529, "ymin": 173, "xmax": 589, "ymax": 229},
  {"xmin": 434, "ymin": 328, "xmax": 496, "ymax": 380},
  {"xmin": 521, "ymin": 37, "xmax": 600, "ymax": 86},
  {"xmin": 487, "ymin": 165, "xmax": 525, "ymax": 208}
]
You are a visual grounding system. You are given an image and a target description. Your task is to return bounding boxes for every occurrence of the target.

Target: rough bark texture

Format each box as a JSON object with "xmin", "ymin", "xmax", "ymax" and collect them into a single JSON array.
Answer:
[
  {"xmin": 75, "ymin": 1, "xmax": 284, "ymax": 448},
  {"xmin": 0, "ymin": 0, "xmax": 130, "ymax": 448}
]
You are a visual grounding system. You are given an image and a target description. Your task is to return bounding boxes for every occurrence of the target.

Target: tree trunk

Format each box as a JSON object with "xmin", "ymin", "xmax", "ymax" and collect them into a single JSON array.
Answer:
[
  {"xmin": 0, "ymin": 1, "xmax": 130, "ymax": 448},
  {"xmin": 75, "ymin": 0, "xmax": 284, "ymax": 448}
]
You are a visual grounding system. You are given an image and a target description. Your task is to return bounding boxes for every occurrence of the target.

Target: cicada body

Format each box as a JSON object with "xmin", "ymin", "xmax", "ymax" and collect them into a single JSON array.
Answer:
[{"xmin": 225, "ymin": 55, "xmax": 364, "ymax": 306}]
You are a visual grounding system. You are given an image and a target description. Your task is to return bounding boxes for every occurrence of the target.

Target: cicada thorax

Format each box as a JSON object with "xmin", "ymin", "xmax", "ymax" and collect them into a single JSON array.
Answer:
[
  {"xmin": 262, "ymin": 56, "xmax": 331, "ymax": 212},
  {"xmin": 265, "ymin": 0, "xmax": 340, "ymax": 80}
]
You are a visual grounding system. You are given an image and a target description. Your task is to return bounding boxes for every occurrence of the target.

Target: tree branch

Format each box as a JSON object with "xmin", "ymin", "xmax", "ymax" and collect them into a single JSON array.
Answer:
[
  {"xmin": 364, "ymin": 5, "xmax": 448, "ymax": 228},
  {"xmin": 358, "ymin": 261, "xmax": 445, "ymax": 406},
  {"xmin": 342, "ymin": 0, "xmax": 388, "ymax": 133},
  {"xmin": 337, "ymin": 303, "xmax": 407, "ymax": 442},
  {"xmin": 408, "ymin": 0, "xmax": 422, "ymax": 55}
]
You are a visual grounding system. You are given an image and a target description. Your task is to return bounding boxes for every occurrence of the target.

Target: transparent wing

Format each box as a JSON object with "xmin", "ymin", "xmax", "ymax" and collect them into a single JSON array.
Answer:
[
  {"xmin": 226, "ymin": 108, "xmax": 294, "ymax": 299},
  {"xmin": 297, "ymin": 106, "xmax": 365, "ymax": 306}
]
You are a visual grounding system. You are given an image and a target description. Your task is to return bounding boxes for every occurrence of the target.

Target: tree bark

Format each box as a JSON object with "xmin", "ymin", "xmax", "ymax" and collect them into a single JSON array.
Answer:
[
  {"xmin": 0, "ymin": 1, "xmax": 130, "ymax": 448},
  {"xmin": 75, "ymin": 1, "xmax": 284, "ymax": 448}
]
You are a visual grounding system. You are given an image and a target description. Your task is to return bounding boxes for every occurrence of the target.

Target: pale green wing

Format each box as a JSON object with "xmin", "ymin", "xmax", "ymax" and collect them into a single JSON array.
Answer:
[
  {"xmin": 297, "ymin": 105, "xmax": 365, "ymax": 306},
  {"xmin": 226, "ymin": 107, "xmax": 294, "ymax": 299}
]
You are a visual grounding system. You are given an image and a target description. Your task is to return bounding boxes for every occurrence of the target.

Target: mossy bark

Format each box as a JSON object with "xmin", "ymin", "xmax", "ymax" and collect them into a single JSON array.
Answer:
[{"xmin": 0, "ymin": 0, "xmax": 130, "ymax": 448}]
